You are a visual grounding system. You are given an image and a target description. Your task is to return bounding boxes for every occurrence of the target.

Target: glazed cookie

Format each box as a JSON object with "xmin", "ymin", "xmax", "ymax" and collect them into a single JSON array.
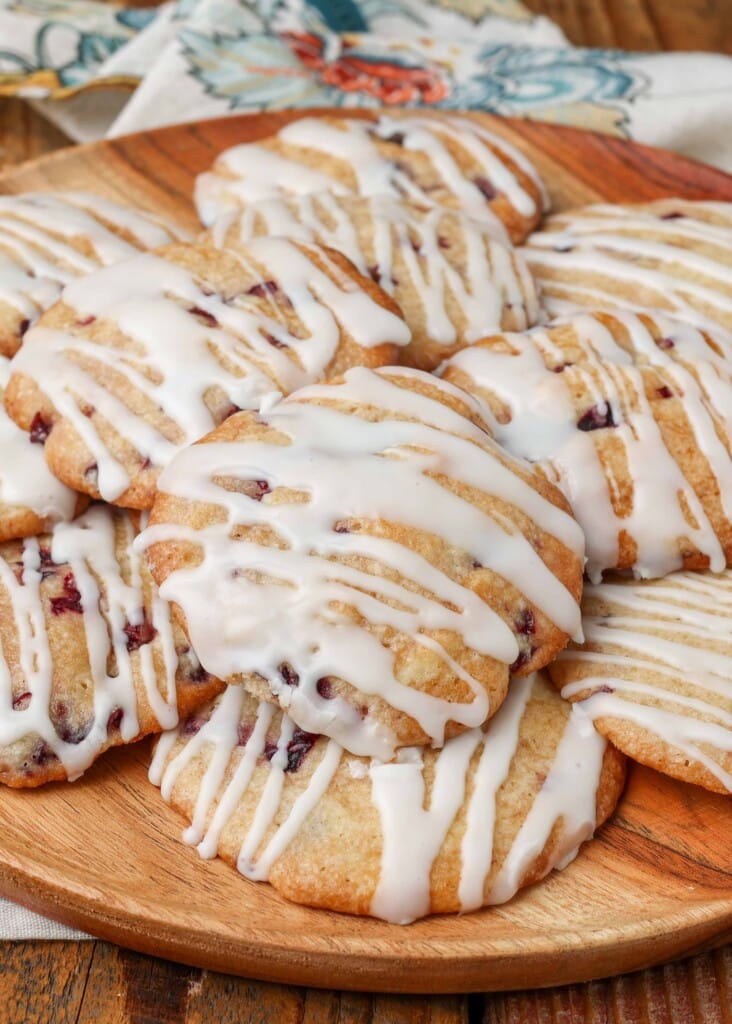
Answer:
[
  {"xmin": 195, "ymin": 114, "xmax": 547, "ymax": 243},
  {"xmin": 151, "ymin": 672, "xmax": 625, "ymax": 923},
  {"xmin": 0, "ymin": 504, "xmax": 224, "ymax": 787},
  {"xmin": 441, "ymin": 310, "xmax": 732, "ymax": 581},
  {"xmin": 142, "ymin": 366, "xmax": 584, "ymax": 760},
  {"xmin": 523, "ymin": 200, "xmax": 732, "ymax": 335},
  {"xmin": 207, "ymin": 194, "xmax": 543, "ymax": 371},
  {"xmin": 0, "ymin": 191, "xmax": 188, "ymax": 357},
  {"xmin": 5, "ymin": 238, "xmax": 409, "ymax": 510},
  {"xmin": 549, "ymin": 572, "xmax": 732, "ymax": 794},
  {"xmin": 0, "ymin": 355, "xmax": 86, "ymax": 542}
]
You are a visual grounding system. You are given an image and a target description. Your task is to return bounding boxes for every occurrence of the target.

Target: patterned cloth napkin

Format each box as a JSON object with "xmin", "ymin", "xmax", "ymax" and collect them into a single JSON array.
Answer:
[
  {"xmin": 2, "ymin": 0, "xmax": 732, "ymax": 168},
  {"xmin": 0, "ymin": 0, "xmax": 731, "ymax": 943}
]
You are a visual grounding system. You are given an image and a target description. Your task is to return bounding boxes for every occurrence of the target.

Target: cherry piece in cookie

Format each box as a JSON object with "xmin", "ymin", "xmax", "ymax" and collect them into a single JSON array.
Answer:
[
  {"xmin": 151, "ymin": 673, "xmax": 625, "ymax": 923},
  {"xmin": 142, "ymin": 365, "xmax": 584, "ymax": 760},
  {"xmin": 442, "ymin": 310, "xmax": 732, "ymax": 581},
  {"xmin": 0, "ymin": 505, "xmax": 224, "ymax": 787},
  {"xmin": 5, "ymin": 239, "xmax": 409, "ymax": 510},
  {"xmin": 195, "ymin": 113, "xmax": 548, "ymax": 244}
]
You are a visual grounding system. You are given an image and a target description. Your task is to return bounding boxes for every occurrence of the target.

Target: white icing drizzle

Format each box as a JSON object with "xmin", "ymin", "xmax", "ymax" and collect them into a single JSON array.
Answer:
[
  {"xmin": 371, "ymin": 731, "xmax": 482, "ymax": 923},
  {"xmin": 457, "ymin": 674, "xmax": 531, "ymax": 910},
  {"xmin": 0, "ymin": 191, "xmax": 185, "ymax": 332},
  {"xmin": 374, "ymin": 676, "xmax": 605, "ymax": 920},
  {"xmin": 195, "ymin": 146, "xmax": 350, "ymax": 225},
  {"xmin": 281, "ymin": 119, "xmax": 397, "ymax": 197},
  {"xmin": 0, "ymin": 505, "xmax": 179, "ymax": 780},
  {"xmin": 375, "ymin": 116, "xmax": 538, "ymax": 219},
  {"xmin": 0, "ymin": 252, "xmax": 59, "ymax": 325},
  {"xmin": 9, "ymin": 239, "xmax": 409, "ymax": 502},
  {"xmin": 557, "ymin": 572, "xmax": 732, "ymax": 792},
  {"xmin": 523, "ymin": 203, "xmax": 732, "ymax": 335},
  {"xmin": 139, "ymin": 367, "xmax": 583, "ymax": 759},
  {"xmin": 150, "ymin": 685, "xmax": 345, "ymax": 878},
  {"xmin": 442, "ymin": 311, "xmax": 732, "ymax": 580},
  {"xmin": 211, "ymin": 194, "xmax": 541, "ymax": 358},
  {"xmin": 0, "ymin": 356, "xmax": 77, "ymax": 525},
  {"xmin": 195, "ymin": 115, "xmax": 543, "ymax": 231},
  {"xmin": 487, "ymin": 701, "xmax": 606, "ymax": 902},
  {"xmin": 151, "ymin": 672, "xmax": 608, "ymax": 924}
]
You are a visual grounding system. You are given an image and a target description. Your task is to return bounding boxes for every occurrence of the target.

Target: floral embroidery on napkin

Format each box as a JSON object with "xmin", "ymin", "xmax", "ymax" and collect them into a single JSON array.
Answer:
[
  {"xmin": 0, "ymin": 0, "xmax": 156, "ymax": 93},
  {"xmin": 0, "ymin": 0, "xmax": 553, "ymax": 97}
]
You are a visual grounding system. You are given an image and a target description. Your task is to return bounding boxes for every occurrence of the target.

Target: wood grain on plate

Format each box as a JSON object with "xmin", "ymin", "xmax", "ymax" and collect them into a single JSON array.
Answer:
[{"xmin": 0, "ymin": 111, "xmax": 730, "ymax": 994}]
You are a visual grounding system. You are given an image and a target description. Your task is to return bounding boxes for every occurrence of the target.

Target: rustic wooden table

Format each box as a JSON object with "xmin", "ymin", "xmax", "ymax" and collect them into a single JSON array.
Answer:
[{"xmin": 1, "ymin": 1, "xmax": 731, "ymax": 1021}]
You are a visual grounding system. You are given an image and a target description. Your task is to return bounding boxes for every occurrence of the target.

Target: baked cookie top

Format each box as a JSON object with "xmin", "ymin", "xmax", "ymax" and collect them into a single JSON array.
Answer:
[
  {"xmin": 195, "ymin": 114, "xmax": 548, "ymax": 243},
  {"xmin": 0, "ymin": 355, "xmax": 85, "ymax": 542},
  {"xmin": 4, "ymin": 239, "xmax": 409, "ymax": 510},
  {"xmin": 207, "ymin": 194, "xmax": 543, "ymax": 371},
  {"xmin": 441, "ymin": 310, "xmax": 732, "ymax": 581},
  {"xmin": 522, "ymin": 200, "xmax": 732, "ymax": 335},
  {"xmin": 549, "ymin": 571, "xmax": 732, "ymax": 794},
  {"xmin": 0, "ymin": 504, "xmax": 223, "ymax": 787},
  {"xmin": 151, "ymin": 671, "xmax": 625, "ymax": 923},
  {"xmin": 142, "ymin": 366, "xmax": 584, "ymax": 760},
  {"xmin": 0, "ymin": 191, "xmax": 187, "ymax": 358}
]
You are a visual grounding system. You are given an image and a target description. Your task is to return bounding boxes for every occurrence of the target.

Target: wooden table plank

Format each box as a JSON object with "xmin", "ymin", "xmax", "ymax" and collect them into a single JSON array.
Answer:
[
  {"xmin": 32, "ymin": 940, "xmax": 472, "ymax": 1024},
  {"xmin": 0, "ymin": 941, "xmax": 95, "ymax": 1024},
  {"xmin": 522, "ymin": 0, "xmax": 732, "ymax": 52},
  {"xmin": 0, "ymin": 940, "xmax": 729, "ymax": 1023},
  {"xmin": 481, "ymin": 948, "xmax": 732, "ymax": 1024}
]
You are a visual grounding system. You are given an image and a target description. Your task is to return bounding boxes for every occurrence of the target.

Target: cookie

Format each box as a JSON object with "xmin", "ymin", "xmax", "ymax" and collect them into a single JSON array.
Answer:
[
  {"xmin": 0, "ymin": 504, "xmax": 224, "ymax": 787},
  {"xmin": 0, "ymin": 355, "xmax": 86, "ymax": 542},
  {"xmin": 195, "ymin": 114, "xmax": 548, "ymax": 243},
  {"xmin": 441, "ymin": 310, "xmax": 732, "ymax": 581},
  {"xmin": 549, "ymin": 572, "xmax": 732, "ymax": 794},
  {"xmin": 5, "ymin": 238, "xmax": 409, "ymax": 510},
  {"xmin": 142, "ymin": 365, "xmax": 584, "ymax": 760},
  {"xmin": 207, "ymin": 194, "xmax": 543, "ymax": 371},
  {"xmin": 150, "ymin": 671, "xmax": 625, "ymax": 922},
  {"xmin": 522, "ymin": 200, "xmax": 732, "ymax": 334},
  {"xmin": 0, "ymin": 191, "xmax": 188, "ymax": 358}
]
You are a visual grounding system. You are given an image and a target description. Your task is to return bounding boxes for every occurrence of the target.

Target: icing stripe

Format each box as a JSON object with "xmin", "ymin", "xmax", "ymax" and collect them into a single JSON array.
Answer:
[
  {"xmin": 0, "ymin": 355, "xmax": 78, "ymax": 526},
  {"xmin": 0, "ymin": 506, "xmax": 180, "ymax": 780},
  {"xmin": 524, "ymin": 202, "xmax": 732, "ymax": 335},
  {"xmin": 442, "ymin": 311, "xmax": 732, "ymax": 580},
  {"xmin": 0, "ymin": 191, "xmax": 185, "ymax": 344},
  {"xmin": 556, "ymin": 571, "xmax": 732, "ymax": 792},
  {"xmin": 209, "ymin": 194, "xmax": 542, "ymax": 369},
  {"xmin": 140, "ymin": 367, "xmax": 583, "ymax": 760},
  {"xmin": 151, "ymin": 673, "xmax": 610, "ymax": 923},
  {"xmin": 195, "ymin": 115, "xmax": 545, "ymax": 238},
  {"xmin": 9, "ymin": 240, "xmax": 409, "ymax": 502}
]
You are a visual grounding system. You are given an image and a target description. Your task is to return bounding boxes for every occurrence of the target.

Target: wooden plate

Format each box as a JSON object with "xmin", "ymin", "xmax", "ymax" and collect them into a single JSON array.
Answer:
[{"xmin": 0, "ymin": 112, "xmax": 731, "ymax": 994}]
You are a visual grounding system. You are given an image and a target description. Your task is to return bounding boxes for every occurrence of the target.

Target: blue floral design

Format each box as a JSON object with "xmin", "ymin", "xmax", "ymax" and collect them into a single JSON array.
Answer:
[
  {"xmin": 0, "ymin": 0, "xmax": 653, "ymax": 131},
  {"xmin": 178, "ymin": 28, "xmax": 649, "ymax": 131},
  {"xmin": 54, "ymin": 33, "xmax": 128, "ymax": 86},
  {"xmin": 180, "ymin": 24, "xmax": 455, "ymax": 108},
  {"xmin": 448, "ymin": 45, "xmax": 648, "ymax": 120},
  {"xmin": 116, "ymin": 8, "xmax": 157, "ymax": 32},
  {"xmin": 180, "ymin": 30, "xmax": 345, "ymax": 108},
  {"xmin": 0, "ymin": 0, "xmax": 152, "ymax": 88},
  {"xmin": 304, "ymin": 0, "xmax": 369, "ymax": 31}
]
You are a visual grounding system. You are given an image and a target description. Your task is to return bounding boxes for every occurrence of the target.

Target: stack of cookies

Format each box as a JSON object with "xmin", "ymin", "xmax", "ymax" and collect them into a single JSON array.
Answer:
[{"xmin": 0, "ymin": 113, "xmax": 729, "ymax": 926}]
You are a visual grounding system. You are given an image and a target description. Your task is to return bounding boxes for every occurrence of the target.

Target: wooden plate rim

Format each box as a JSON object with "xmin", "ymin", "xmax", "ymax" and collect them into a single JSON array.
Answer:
[{"xmin": 0, "ymin": 111, "xmax": 731, "ymax": 993}]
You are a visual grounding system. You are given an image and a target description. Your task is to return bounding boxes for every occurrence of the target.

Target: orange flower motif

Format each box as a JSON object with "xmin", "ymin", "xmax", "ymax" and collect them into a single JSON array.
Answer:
[{"xmin": 281, "ymin": 32, "xmax": 448, "ymax": 105}]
